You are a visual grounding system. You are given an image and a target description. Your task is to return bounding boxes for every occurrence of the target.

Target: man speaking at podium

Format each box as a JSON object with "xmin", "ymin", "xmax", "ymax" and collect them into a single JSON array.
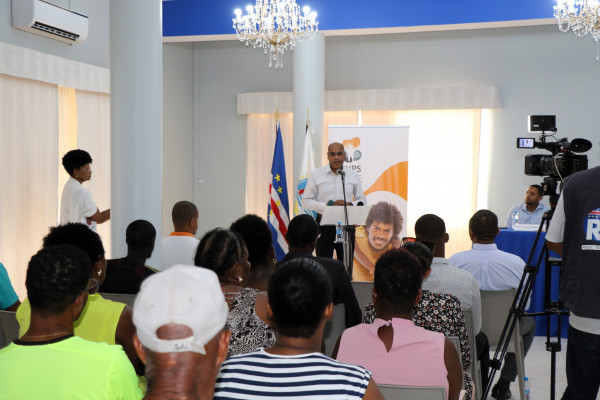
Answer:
[{"xmin": 302, "ymin": 142, "xmax": 366, "ymax": 262}]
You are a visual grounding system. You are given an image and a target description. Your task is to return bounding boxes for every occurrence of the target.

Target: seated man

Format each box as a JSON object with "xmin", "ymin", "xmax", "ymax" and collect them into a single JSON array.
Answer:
[
  {"xmin": 0, "ymin": 245, "xmax": 141, "ymax": 399},
  {"xmin": 504, "ymin": 184, "xmax": 550, "ymax": 227},
  {"xmin": 133, "ymin": 265, "xmax": 230, "ymax": 400},
  {"xmin": 0, "ymin": 261, "xmax": 20, "ymax": 311},
  {"xmin": 278, "ymin": 214, "xmax": 362, "ymax": 327},
  {"xmin": 214, "ymin": 257, "xmax": 383, "ymax": 399},
  {"xmin": 162, "ymin": 201, "xmax": 200, "ymax": 270},
  {"xmin": 100, "ymin": 219, "xmax": 158, "ymax": 294},
  {"xmin": 449, "ymin": 209, "xmax": 535, "ymax": 400},
  {"xmin": 353, "ymin": 201, "xmax": 403, "ymax": 281}
]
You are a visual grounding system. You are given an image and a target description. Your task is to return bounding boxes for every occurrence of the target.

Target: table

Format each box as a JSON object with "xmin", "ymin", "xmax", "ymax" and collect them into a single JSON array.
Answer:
[{"xmin": 496, "ymin": 229, "xmax": 568, "ymax": 338}]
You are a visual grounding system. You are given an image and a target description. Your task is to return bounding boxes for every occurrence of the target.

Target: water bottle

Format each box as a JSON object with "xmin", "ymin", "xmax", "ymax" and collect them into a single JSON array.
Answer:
[
  {"xmin": 524, "ymin": 376, "xmax": 531, "ymax": 400},
  {"xmin": 511, "ymin": 211, "xmax": 519, "ymax": 229},
  {"xmin": 335, "ymin": 222, "xmax": 343, "ymax": 243}
]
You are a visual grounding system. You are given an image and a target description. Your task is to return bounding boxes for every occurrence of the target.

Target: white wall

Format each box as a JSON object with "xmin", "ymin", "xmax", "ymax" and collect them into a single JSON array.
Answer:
[{"xmin": 189, "ymin": 25, "xmax": 600, "ymax": 238}]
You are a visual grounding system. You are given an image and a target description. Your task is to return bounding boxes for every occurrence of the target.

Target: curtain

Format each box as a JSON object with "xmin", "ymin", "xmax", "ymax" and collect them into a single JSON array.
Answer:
[
  {"xmin": 0, "ymin": 74, "xmax": 59, "ymax": 298},
  {"xmin": 75, "ymin": 90, "xmax": 112, "ymax": 257}
]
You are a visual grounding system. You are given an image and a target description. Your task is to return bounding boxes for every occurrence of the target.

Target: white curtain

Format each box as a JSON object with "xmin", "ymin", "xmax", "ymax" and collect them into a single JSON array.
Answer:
[
  {"xmin": 0, "ymin": 74, "xmax": 59, "ymax": 298},
  {"xmin": 75, "ymin": 90, "xmax": 112, "ymax": 257},
  {"xmin": 245, "ymin": 109, "xmax": 481, "ymax": 256}
]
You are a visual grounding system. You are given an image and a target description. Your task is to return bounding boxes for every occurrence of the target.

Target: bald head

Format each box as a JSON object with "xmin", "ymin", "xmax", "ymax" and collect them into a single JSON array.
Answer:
[
  {"xmin": 327, "ymin": 142, "xmax": 345, "ymax": 172},
  {"xmin": 171, "ymin": 201, "xmax": 199, "ymax": 234}
]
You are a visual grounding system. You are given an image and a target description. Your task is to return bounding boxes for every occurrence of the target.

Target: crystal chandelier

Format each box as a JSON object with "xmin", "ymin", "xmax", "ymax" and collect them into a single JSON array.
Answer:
[
  {"xmin": 233, "ymin": 0, "xmax": 318, "ymax": 69},
  {"xmin": 554, "ymin": 1, "xmax": 600, "ymax": 47}
]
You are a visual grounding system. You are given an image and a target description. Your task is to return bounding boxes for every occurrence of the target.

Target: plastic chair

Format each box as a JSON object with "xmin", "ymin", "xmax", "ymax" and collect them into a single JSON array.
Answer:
[
  {"xmin": 480, "ymin": 289, "xmax": 525, "ymax": 400},
  {"xmin": 351, "ymin": 281, "xmax": 373, "ymax": 310},
  {"xmin": 99, "ymin": 292, "xmax": 137, "ymax": 308},
  {"xmin": 378, "ymin": 384, "xmax": 447, "ymax": 400},
  {"xmin": 463, "ymin": 309, "xmax": 482, "ymax": 396},
  {"xmin": 0, "ymin": 310, "xmax": 19, "ymax": 348},
  {"xmin": 322, "ymin": 303, "xmax": 345, "ymax": 357}
]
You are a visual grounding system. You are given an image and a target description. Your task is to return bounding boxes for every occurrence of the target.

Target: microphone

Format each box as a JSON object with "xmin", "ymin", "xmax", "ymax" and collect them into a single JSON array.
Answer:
[{"xmin": 336, "ymin": 169, "xmax": 345, "ymax": 176}]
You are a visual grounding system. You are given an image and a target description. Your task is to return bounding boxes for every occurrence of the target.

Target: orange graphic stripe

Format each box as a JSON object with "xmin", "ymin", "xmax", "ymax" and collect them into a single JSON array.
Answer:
[{"xmin": 364, "ymin": 161, "xmax": 408, "ymax": 201}]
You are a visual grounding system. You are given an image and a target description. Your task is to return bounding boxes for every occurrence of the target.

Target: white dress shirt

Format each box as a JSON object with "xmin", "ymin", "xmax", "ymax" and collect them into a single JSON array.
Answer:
[
  {"xmin": 302, "ymin": 165, "xmax": 366, "ymax": 214},
  {"xmin": 504, "ymin": 202, "xmax": 550, "ymax": 227}
]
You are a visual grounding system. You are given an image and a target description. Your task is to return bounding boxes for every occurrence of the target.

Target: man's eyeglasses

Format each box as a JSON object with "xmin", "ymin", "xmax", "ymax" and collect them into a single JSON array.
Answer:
[{"xmin": 401, "ymin": 237, "xmax": 436, "ymax": 253}]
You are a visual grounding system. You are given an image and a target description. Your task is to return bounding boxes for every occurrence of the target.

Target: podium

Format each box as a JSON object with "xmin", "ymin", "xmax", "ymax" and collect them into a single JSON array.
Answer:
[{"xmin": 320, "ymin": 206, "xmax": 371, "ymax": 274}]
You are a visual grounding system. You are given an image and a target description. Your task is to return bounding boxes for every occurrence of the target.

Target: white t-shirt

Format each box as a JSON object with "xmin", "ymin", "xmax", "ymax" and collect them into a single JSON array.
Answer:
[
  {"xmin": 60, "ymin": 177, "xmax": 98, "ymax": 232},
  {"xmin": 161, "ymin": 234, "xmax": 200, "ymax": 271}
]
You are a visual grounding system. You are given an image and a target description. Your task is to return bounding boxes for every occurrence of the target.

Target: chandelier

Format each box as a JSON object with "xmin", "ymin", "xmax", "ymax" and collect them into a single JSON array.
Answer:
[
  {"xmin": 233, "ymin": 0, "xmax": 318, "ymax": 69},
  {"xmin": 554, "ymin": 1, "xmax": 600, "ymax": 52}
]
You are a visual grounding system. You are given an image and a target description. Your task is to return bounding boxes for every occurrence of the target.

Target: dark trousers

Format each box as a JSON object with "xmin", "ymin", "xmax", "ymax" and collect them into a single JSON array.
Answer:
[
  {"xmin": 499, "ymin": 316, "xmax": 536, "ymax": 383},
  {"xmin": 561, "ymin": 325, "xmax": 600, "ymax": 400},
  {"xmin": 476, "ymin": 331, "xmax": 491, "ymax": 390}
]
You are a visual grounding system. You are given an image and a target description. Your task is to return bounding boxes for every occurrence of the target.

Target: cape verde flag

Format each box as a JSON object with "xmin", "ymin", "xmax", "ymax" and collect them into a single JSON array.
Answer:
[
  {"xmin": 268, "ymin": 121, "xmax": 290, "ymax": 261},
  {"xmin": 294, "ymin": 123, "xmax": 317, "ymax": 218}
]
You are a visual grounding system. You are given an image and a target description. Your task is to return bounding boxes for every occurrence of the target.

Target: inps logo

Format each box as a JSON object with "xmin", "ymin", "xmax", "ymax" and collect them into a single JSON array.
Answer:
[{"xmin": 585, "ymin": 208, "xmax": 600, "ymax": 241}]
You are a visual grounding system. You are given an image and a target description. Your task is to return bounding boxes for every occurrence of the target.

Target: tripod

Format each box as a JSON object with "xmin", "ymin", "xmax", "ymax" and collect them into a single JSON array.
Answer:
[{"xmin": 482, "ymin": 210, "xmax": 568, "ymax": 400}]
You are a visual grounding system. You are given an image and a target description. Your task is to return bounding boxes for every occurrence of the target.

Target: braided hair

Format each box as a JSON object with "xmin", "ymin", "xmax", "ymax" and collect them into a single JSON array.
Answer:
[{"xmin": 194, "ymin": 228, "xmax": 246, "ymax": 278}]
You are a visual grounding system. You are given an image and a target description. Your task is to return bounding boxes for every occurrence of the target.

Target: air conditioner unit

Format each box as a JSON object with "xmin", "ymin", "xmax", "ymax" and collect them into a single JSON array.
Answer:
[{"xmin": 12, "ymin": 0, "xmax": 88, "ymax": 44}]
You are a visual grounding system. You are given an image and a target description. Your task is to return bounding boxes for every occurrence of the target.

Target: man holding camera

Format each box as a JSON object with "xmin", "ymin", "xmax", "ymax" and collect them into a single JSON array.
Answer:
[{"xmin": 547, "ymin": 165, "xmax": 600, "ymax": 400}]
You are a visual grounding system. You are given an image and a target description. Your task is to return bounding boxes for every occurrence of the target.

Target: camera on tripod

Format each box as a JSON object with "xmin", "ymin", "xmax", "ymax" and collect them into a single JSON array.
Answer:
[{"xmin": 516, "ymin": 115, "xmax": 592, "ymax": 197}]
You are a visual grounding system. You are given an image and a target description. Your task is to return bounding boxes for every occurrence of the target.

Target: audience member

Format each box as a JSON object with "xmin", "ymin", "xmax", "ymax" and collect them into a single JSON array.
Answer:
[
  {"xmin": 0, "ymin": 261, "xmax": 20, "ymax": 311},
  {"xmin": 60, "ymin": 149, "xmax": 110, "ymax": 231},
  {"xmin": 336, "ymin": 248, "xmax": 462, "ymax": 400},
  {"xmin": 504, "ymin": 184, "xmax": 550, "ymax": 227},
  {"xmin": 278, "ymin": 214, "xmax": 362, "ymax": 327},
  {"xmin": 353, "ymin": 201, "xmax": 403, "ymax": 281},
  {"xmin": 133, "ymin": 265, "xmax": 230, "ymax": 400},
  {"xmin": 195, "ymin": 228, "xmax": 275, "ymax": 357},
  {"xmin": 449, "ymin": 209, "xmax": 535, "ymax": 400},
  {"xmin": 0, "ymin": 245, "xmax": 141, "ymax": 399},
  {"xmin": 162, "ymin": 201, "xmax": 199, "ymax": 270},
  {"xmin": 362, "ymin": 243, "xmax": 473, "ymax": 399},
  {"xmin": 16, "ymin": 223, "xmax": 142, "ymax": 374},
  {"xmin": 230, "ymin": 214, "xmax": 276, "ymax": 291},
  {"xmin": 100, "ymin": 219, "xmax": 158, "ymax": 294},
  {"xmin": 214, "ymin": 257, "xmax": 383, "ymax": 399}
]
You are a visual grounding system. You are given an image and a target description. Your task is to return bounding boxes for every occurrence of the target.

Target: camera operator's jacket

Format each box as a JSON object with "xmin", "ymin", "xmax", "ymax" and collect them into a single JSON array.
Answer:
[{"xmin": 561, "ymin": 166, "xmax": 600, "ymax": 319}]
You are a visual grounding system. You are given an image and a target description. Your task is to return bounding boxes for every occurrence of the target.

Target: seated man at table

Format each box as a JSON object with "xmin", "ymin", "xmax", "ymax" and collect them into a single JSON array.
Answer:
[
  {"xmin": 504, "ymin": 184, "xmax": 550, "ymax": 227},
  {"xmin": 449, "ymin": 209, "xmax": 535, "ymax": 400}
]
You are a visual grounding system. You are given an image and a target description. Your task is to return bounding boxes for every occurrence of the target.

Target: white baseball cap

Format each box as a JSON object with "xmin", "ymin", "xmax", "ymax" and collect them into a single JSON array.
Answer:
[{"xmin": 133, "ymin": 264, "xmax": 228, "ymax": 354}]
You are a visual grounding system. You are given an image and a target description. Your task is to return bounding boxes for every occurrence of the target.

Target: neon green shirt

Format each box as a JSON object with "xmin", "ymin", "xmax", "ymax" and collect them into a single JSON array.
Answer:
[
  {"xmin": 0, "ymin": 335, "xmax": 142, "ymax": 399},
  {"xmin": 17, "ymin": 293, "xmax": 125, "ymax": 344}
]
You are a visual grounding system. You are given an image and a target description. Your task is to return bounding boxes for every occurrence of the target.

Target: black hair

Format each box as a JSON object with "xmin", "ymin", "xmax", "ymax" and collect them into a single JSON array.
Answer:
[
  {"xmin": 530, "ymin": 184, "xmax": 544, "ymax": 197},
  {"xmin": 365, "ymin": 201, "xmax": 404, "ymax": 237},
  {"xmin": 195, "ymin": 228, "xmax": 246, "ymax": 278},
  {"xmin": 286, "ymin": 214, "xmax": 319, "ymax": 248},
  {"xmin": 61, "ymin": 149, "xmax": 92, "ymax": 176},
  {"xmin": 469, "ymin": 209, "xmax": 498, "ymax": 241},
  {"xmin": 230, "ymin": 214, "xmax": 273, "ymax": 265},
  {"xmin": 414, "ymin": 214, "xmax": 446, "ymax": 242},
  {"xmin": 401, "ymin": 241, "xmax": 433, "ymax": 276},
  {"xmin": 43, "ymin": 223, "xmax": 105, "ymax": 265},
  {"xmin": 268, "ymin": 257, "xmax": 332, "ymax": 338},
  {"xmin": 373, "ymin": 248, "xmax": 422, "ymax": 314},
  {"xmin": 126, "ymin": 219, "xmax": 156, "ymax": 250},
  {"xmin": 171, "ymin": 201, "xmax": 198, "ymax": 226},
  {"xmin": 26, "ymin": 245, "xmax": 91, "ymax": 314}
]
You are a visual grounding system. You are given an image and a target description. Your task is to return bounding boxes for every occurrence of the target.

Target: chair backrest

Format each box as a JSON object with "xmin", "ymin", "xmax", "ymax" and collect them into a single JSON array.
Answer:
[
  {"xmin": 480, "ymin": 289, "xmax": 517, "ymax": 347},
  {"xmin": 322, "ymin": 303, "xmax": 345, "ymax": 357},
  {"xmin": 0, "ymin": 310, "xmax": 19, "ymax": 349},
  {"xmin": 99, "ymin": 292, "xmax": 137, "ymax": 308},
  {"xmin": 447, "ymin": 335, "xmax": 461, "ymax": 357},
  {"xmin": 351, "ymin": 281, "xmax": 373, "ymax": 311},
  {"xmin": 377, "ymin": 384, "xmax": 447, "ymax": 400}
]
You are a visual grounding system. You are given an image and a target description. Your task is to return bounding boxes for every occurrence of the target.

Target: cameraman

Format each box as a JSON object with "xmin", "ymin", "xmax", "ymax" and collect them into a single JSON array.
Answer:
[{"xmin": 546, "ymin": 165, "xmax": 600, "ymax": 400}]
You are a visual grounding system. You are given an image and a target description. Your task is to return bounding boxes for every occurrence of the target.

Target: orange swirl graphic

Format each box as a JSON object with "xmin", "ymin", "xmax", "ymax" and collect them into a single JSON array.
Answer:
[{"xmin": 364, "ymin": 161, "xmax": 408, "ymax": 201}]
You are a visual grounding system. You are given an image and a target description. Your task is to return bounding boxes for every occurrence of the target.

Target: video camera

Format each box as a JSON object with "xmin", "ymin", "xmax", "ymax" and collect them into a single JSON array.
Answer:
[{"xmin": 517, "ymin": 115, "xmax": 591, "ymax": 198}]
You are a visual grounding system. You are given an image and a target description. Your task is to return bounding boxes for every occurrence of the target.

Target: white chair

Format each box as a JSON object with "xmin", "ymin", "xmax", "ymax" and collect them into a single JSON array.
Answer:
[
  {"xmin": 322, "ymin": 303, "xmax": 345, "ymax": 357},
  {"xmin": 351, "ymin": 281, "xmax": 373, "ymax": 311},
  {"xmin": 378, "ymin": 384, "xmax": 447, "ymax": 400},
  {"xmin": 99, "ymin": 292, "xmax": 137, "ymax": 308},
  {"xmin": 480, "ymin": 289, "xmax": 526, "ymax": 400},
  {"xmin": 463, "ymin": 309, "xmax": 482, "ymax": 397},
  {"xmin": 0, "ymin": 310, "xmax": 19, "ymax": 349}
]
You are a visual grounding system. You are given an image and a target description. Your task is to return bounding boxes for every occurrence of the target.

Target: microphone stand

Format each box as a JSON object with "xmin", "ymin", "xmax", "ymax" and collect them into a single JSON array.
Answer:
[{"xmin": 339, "ymin": 170, "xmax": 353, "ymax": 275}]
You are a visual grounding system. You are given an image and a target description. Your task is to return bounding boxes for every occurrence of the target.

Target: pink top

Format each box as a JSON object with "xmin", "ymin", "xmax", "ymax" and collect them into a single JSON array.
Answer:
[{"xmin": 337, "ymin": 318, "xmax": 449, "ymax": 398}]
